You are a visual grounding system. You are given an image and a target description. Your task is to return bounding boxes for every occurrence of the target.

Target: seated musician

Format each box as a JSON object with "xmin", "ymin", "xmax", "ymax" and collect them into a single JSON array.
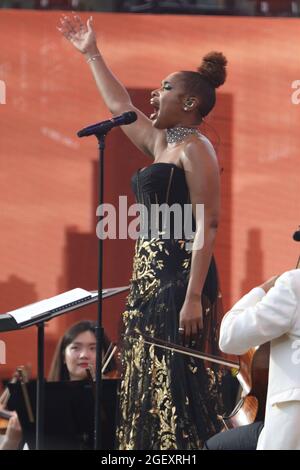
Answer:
[
  {"xmin": 204, "ymin": 270, "xmax": 300, "ymax": 450},
  {"xmin": 48, "ymin": 320, "xmax": 117, "ymax": 381},
  {"xmin": 48, "ymin": 320, "xmax": 118, "ymax": 450},
  {"xmin": 0, "ymin": 320, "xmax": 117, "ymax": 449}
]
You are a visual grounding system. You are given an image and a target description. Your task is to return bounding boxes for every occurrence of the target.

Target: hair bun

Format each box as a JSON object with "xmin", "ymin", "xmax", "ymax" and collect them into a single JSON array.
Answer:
[{"xmin": 197, "ymin": 51, "xmax": 227, "ymax": 88}]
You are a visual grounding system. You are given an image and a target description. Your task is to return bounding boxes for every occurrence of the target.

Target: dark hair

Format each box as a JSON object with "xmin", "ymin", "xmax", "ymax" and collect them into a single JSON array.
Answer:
[
  {"xmin": 48, "ymin": 320, "xmax": 114, "ymax": 381},
  {"xmin": 180, "ymin": 51, "xmax": 227, "ymax": 119}
]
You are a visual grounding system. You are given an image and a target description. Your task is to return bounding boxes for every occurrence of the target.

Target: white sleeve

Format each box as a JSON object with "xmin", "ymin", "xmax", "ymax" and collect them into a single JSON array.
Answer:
[{"xmin": 219, "ymin": 272, "xmax": 298, "ymax": 355}]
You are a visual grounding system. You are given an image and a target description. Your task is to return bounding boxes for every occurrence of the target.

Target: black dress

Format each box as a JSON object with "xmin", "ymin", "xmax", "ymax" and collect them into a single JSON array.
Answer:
[{"xmin": 117, "ymin": 163, "xmax": 224, "ymax": 450}]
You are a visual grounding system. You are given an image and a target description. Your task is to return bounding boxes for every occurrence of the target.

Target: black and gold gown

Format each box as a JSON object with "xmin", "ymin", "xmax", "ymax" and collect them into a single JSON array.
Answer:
[{"xmin": 117, "ymin": 163, "xmax": 224, "ymax": 450}]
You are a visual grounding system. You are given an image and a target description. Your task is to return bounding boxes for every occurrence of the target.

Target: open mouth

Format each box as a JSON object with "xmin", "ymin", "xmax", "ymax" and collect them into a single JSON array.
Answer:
[{"xmin": 150, "ymin": 99, "xmax": 160, "ymax": 121}]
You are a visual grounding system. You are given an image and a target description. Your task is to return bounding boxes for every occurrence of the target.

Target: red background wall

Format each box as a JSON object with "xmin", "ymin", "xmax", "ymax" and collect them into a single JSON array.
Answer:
[{"xmin": 0, "ymin": 10, "xmax": 299, "ymax": 380}]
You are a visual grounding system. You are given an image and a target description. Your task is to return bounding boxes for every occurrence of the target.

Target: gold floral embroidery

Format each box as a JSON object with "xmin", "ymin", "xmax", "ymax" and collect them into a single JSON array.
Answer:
[
  {"xmin": 117, "ymin": 236, "xmax": 224, "ymax": 450},
  {"xmin": 149, "ymin": 345, "xmax": 177, "ymax": 450}
]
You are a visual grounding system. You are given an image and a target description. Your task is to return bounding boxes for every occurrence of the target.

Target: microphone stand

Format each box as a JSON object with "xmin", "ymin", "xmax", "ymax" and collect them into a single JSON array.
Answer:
[
  {"xmin": 94, "ymin": 132, "xmax": 106, "ymax": 450},
  {"xmin": 77, "ymin": 116, "xmax": 137, "ymax": 448},
  {"xmin": 78, "ymin": 129, "xmax": 107, "ymax": 449}
]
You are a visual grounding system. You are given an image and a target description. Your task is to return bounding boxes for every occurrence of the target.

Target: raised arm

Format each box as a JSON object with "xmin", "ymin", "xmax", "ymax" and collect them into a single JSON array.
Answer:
[{"xmin": 58, "ymin": 15, "xmax": 164, "ymax": 158}]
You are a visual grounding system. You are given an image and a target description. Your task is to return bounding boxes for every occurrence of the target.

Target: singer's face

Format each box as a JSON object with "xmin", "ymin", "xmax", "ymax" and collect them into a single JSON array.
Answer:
[
  {"xmin": 64, "ymin": 330, "xmax": 97, "ymax": 381},
  {"xmin": 150, "ymin": 72, "xmax": 188, "ymax": 129}
]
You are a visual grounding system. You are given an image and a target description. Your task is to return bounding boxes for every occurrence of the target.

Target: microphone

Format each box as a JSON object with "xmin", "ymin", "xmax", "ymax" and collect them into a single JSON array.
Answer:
[
  {"xmin": 77, "ymin": 111, "xmax": 137, "ymax": 138},
  {"xmin": 293, "ymin": 228, "xmax": 300, "ymax": 242}
]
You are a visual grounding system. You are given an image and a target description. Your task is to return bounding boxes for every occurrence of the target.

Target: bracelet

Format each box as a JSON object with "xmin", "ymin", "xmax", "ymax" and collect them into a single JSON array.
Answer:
[{"xmin": 86, "ymin": 53, "xmax": 101, "ymax": 64}]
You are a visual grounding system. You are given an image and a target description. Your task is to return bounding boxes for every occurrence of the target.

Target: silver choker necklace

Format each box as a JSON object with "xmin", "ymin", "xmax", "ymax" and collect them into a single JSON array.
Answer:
[{"xmin": 166, "ymin": 126, "xmax": 202, "ymax": 144}]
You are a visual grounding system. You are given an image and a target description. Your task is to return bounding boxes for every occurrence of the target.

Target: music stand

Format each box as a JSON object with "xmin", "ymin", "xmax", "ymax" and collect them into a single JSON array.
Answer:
[
  {"xmin": 7, "ymin": 378, "xmax": 119, "ymax": 450},
  {"xmin": 0, "ymin": 286, "xmax": 129, "ymax": 449}
]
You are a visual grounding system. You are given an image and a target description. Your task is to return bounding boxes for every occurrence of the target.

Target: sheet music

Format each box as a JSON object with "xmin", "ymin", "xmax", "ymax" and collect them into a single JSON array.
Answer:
[{"xmin": 7, "ymin": 288, "xmax": 94, "ymax": 324}]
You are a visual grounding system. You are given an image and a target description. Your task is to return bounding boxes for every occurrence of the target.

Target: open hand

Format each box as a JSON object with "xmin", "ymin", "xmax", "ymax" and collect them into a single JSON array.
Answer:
[{"xmin": 58, "ymin": 14, "xmax": 97, "ymax": 55}]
